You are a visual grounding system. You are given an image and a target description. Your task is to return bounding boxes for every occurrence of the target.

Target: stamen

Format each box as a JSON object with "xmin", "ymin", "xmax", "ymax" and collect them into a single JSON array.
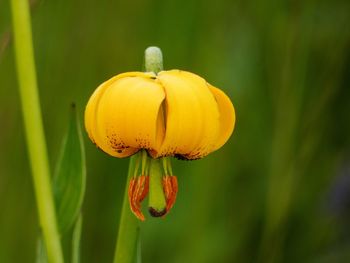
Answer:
[
  {"xmin": 128, "ymin": 151, "xmax": 149, "ymax": 221},
  {"xmin": 162, "ymin": 175, "xmax": 178, "ymax": 212},
  {"xmin": 139, "ymin": 175, "xmax": 149, "ymax": 202},
  {"xmin": 161, "ymin": 157, "xmax": 177, "ymax": 215},
  {"xmin": 128, "ymin": 177, "xmax": 143, "ymax": 220},
  {"xmin": 128, "ymin": 153, "xmax": 178, "ymax": 220},
  {"xmin": 141, "ymin": 150, "xmax": 148, "ymax": 175},
  {"xmin": 128, "ymin": 175, "xmax": 150, "ymax": 221}
]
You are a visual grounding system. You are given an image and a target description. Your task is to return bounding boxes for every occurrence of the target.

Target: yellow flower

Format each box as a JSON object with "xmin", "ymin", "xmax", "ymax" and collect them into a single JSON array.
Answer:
[
  {"xmin": 85, "ymin": 70, "xmax": 235, "ymax": 159},
  {"xmin": 85, "ymin": 69, "xmax": 235, "ymax": 220}
]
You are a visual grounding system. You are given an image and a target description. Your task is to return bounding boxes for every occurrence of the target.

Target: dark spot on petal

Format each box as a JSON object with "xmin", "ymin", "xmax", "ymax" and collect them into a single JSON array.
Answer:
[{"xmin": 174, "ymin": 154, "xmax": 190, "ymax": 161}]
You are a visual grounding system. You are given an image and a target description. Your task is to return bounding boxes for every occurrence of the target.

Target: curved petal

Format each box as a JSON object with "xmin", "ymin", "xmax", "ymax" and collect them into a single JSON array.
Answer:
[
  {"xmin": 85, "ymin": 72, "xmax": 164, "ymax": 158},
  {"xmin": 208, "ymin": 84, "xmax": 235, "ymax": 151},
  {"xmin": 95, "ymin": 74, "xmax": 165, "ymax": 157},
  {"xmin": 155, "ymin": 70, "xmax": 220, "ymax": 159},
  {"xmin": 85, "ymin": 73, "xmax": 126, "ymax": 146}
]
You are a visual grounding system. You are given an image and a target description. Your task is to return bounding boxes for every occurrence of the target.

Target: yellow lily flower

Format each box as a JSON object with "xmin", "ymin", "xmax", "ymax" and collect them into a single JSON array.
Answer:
[
  {"xmin": 85, "ymin": 70, "xmax": 235, "ymax": 159},
  {"xmin": 85, "ymin": 69, "xmax": 235, "ymax": 220}
]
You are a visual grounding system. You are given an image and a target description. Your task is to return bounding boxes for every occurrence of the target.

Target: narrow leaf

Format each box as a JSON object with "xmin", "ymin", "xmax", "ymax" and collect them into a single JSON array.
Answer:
[
  {"xmin": 54, "ymin": 104, "xmax": 86, "ymax": 234},
  {"xmin": 71, "ymin": 213, "xmax": 83, "ymax": 263},
  {"xmin": 134, "ymin": 227, "xmax": 142, "ymax": 263}
]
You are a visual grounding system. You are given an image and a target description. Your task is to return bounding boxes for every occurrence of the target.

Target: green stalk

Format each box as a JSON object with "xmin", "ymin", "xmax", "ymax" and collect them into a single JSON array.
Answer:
[
  {"xmin": 10, "ymin": 1, "xmax": 64, "ymax": 263},
  {"xmin": 113, "ymin": 155, "xmax": 140, "ymax": 263},
  {"xmin": 113, "ymin": 46, "xmax": 164, "ymax": 263}
]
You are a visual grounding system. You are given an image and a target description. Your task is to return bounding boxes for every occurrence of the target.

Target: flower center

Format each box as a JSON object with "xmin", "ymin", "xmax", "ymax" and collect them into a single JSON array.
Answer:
[{"xmin": 128, "ymin": 150, "xmax": 178, "ymax": 221}]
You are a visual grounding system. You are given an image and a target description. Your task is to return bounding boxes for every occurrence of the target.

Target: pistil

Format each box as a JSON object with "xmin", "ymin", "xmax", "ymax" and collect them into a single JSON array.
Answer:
[{"xmin": 148, "ymin": 158, "xmax": 167, "ymax": 217}]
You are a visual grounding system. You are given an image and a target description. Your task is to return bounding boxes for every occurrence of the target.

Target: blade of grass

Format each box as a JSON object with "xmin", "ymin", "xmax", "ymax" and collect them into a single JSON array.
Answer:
[
  {"xmin": 71, "ymin": 214, "xmax": 83, "ymax": 263},
  {"xmin": 10, "ymin": 0, "xmax": 63, "ymax": 262},
  {"xmin": 135, "ymin": 227, "xmax": 142, "ymax": 263}
]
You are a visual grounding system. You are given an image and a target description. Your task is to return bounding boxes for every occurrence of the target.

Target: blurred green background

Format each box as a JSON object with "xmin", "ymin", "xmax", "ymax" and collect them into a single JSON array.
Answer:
[{"xmin": 1, "ymin": 0, "xmax": 350, "ymax": 262}]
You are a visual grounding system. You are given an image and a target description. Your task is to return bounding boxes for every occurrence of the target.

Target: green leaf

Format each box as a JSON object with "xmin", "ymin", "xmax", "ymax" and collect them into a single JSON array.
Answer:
[
  {"xmin": 71, "ymin": 213, "xmax": 83, "ymax": 263},
  {"xmin": 53, "ymin": 104, "xmax": 86, "ymax": 234},
  {"xmin": 134, "ymin": 227, "xmax": 142, "ymax": 263}
]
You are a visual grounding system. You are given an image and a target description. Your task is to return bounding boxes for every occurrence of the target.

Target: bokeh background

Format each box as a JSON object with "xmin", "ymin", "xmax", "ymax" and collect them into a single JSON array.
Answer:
[{"xmin": 1, "ymin": 0, "xmax": 350, "ymax": 262}]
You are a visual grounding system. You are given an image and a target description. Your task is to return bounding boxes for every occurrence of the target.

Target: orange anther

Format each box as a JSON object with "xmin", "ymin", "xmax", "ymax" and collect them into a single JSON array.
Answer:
[
  {"xmin": 128, "ymin": 176, "xmax": 150, "ymax": 221},
  {"xmin": 162, "ymin": 175, "xmax": 178, "ymax": 213}
]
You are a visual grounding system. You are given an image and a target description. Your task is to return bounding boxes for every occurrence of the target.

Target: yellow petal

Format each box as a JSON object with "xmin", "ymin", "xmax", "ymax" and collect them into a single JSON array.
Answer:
[
  {"xmin": 85, "ymin": 73, "xmax": 123, "ymax": 146},
  {"xmin": 95, "ymin": 74, "xmax": 165, "ymax": 157},
  {"xmin": 155, "ymin": 70, "xmax": 220, "ymax": 159},
  {"xmin": 208, "ymin": 84, "xmax": 235, "ymax": 151},
  {"xmin": 85, "ymin": 72, "xmax": 164, "ymax": 158}
]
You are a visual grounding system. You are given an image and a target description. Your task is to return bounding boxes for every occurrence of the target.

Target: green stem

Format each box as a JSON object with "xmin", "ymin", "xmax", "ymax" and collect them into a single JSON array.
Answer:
[
  {"xmin": 10, "ymin": 1, "xmax": 64, "ymax": 263},
  {"xmin": 113, "ymin": 155, "xmax": 140, "ymax": 263},
  {"xmin": 113, "ymin": 46, "xmax": 164, "ymax": 263}
]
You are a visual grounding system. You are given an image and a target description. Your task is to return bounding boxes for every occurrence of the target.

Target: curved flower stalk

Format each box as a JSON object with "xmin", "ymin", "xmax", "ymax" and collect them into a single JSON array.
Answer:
[{"xmin": 85, "ymin": 47, "xmax": 235, "ymax": 220}]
